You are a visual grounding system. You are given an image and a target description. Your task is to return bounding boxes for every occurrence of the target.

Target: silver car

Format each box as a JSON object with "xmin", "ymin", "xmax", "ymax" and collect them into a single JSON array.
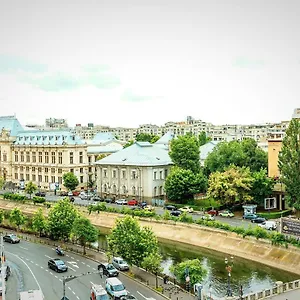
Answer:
[{"xmin": 112, "ymin": 257, "xmax": 129, "ymax": 271}]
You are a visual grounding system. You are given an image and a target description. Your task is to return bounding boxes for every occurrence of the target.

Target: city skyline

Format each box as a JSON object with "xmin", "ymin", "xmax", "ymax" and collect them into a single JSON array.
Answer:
[{"xmin": 0, "ymin": 0, "xmax": 299, "ymax": 128}]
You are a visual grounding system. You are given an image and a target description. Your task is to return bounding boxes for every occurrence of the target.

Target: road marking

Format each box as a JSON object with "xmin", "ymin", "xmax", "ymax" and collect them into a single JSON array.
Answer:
[
  {"xmin": 67, "ymin": 265, "xmax": 77, "ymax": 272},
  {"xmin": 87, "ymin": 264, "xmax": 90, "ymax": 268},
  {"xmin": 19, "ymin": 246, "xmax": 28, "ymax": 250},
  {"xmin": 50, "ymin": 272, "xmax": 53, "ymax": 275},
  {"xmin": 137, "ymin": 291, "xmax": 150, "ymax": 299},
  {"xmin": 76, "ymin": 296, "xmax": 80, "ymax": 299},
  {"xmin": 55, "ymin": 275, "xmax": 58, "ymax": 279},
  {"xmin": 45, "ymin": 254, "xmax": 52, "ymax": 259},
  {"xmin": 40, "ymin": 266, "xmax": 44, "ymax": 269},
  {"xmin": 92, "ymin": 268, "xmax": 96, "ymax": 271},
  {"xmin": 67, "ymin": 261, "xmax": 79, "ymax": 268},
  {"xmin": 68, "ymin": 287, "xmax": 72, "ymax": 291},
  {"xmin": 59, "ymin": 279, "xmax": 62, "ymax": 282},
  {"xmin": 35, "ymin": 263, "xmax": 39, "ymax": 266},
  {"xmin": 81, "ymin": 262, "xmax": 85, "ymax": 265},
  {"xmin": 72, "ymin": 291, "xmax": 76, "ymax": 295},
  {"xmin": 71, "ymin": 256, "xmax": 75, "ymax": 259},
  {"xmin": 8, "ymin": 252, "xmax": 42, "ymax": 291}
]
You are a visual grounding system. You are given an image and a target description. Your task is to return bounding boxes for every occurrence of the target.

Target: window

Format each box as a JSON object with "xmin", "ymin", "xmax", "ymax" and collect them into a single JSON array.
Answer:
[
  {"xmin": 132, "ymin": 170, "xmax": 137, "ymax": 179},
  {"xmin": 51, "ymin": 152, "xmax": 56, "ymax": 164},
  {"xmin": 38, "ymin": 175, "xmax": 42, "ymax": 183},
  {"xmin": 154, "ymin": 187, "xmax": 157, "ymax": 196},
  {"xmin": 26, "ymin": 152, "xmax": 30, "ymax": 162},
  {"xmin": 112, "ymin": 170, "xmax": 117, "ymax": 178},
  {"xmin": 20, "ymin": 173, "xmax": 24, "ymax": 180},
  {"xmin": 15, "ymin": 173, "xmax": 18, "ymax": 180},
  {"xmin": 32, "ymin": 152, "xmax": 36, "ymax": 163},
  {"xmin": 14, "ymin": 167, "xmax": 18, "ymax": 172},
  {"xmin": 132, "ymin": 186, "xmax": 136, "ymax": 195},
  {"xmin": 51, "ymin": 168, "xmax": 55, "ymax": 173},
  {"xmin": 14, "ymin": 151, "xmax": 18, "ymax": 162},
  {"xmin": 122, "ymin": 170, "xmax": 126, "ymax": 179},
  {"xmin": 103, "ymin": 169, "xmax": 107, "ymax": 178},
  {"xmin": 58, "ymin": 152, "xmax": 62, "ymax": 164},
  {"xmin": 45, "ymin": 152, "xmax": 49, "ymax": 163},
  {"xmin": 32, "ymin": 174, "xmax": 36, "ymax": 181},
  {"xmin": 58, "ymin": 176, "xmax": 62, "ymax": 184},
  {"xmin": 80, "ymin": 176, "xmax": 84, "ymax": 183},
  {"xmin": 3, "ymin": 152, "xmax": 7, "ymax": 162},
  {"xmin": 45, "ymin": 175, "xmax": 48, "ymax": 182},
  {"xmin": 51, "ymin": 176, "xmax": 55, "ymax": 183},
  {"xmin": 20, "ymin": 152, "xmax": 24, "ymax": 162},
  {"xmin": 26, "ymin": 174, "xmax": 30, "ymax": 181},
  {"xmin": 32, "ymin": 167, "xmax": 35, "ymax": 172},
  {"xmin": 58, "ymin": 168, "xmax": 62, "ymax": 174},
  {"xmin": 159, "ymin": 186, "xmax": 163, "ymax": 195},
  {"xmin": 164, "ymin": 169, "xmax": 168, "ymax": 179},
  {"xmin": 45, "ymin": 168, "xmax": 48, "ymax": 173},
  {"xmin": 79, "ymin": 152, "xmax": 83, "ymax": 163},
  {"xmin": 39, "ymin": 152, "xmax": 43, "ymax": 163},
  {"xmin": 80, "ymin": 168, "xmax": 83, "ymax": 173},
  {"xmin": 38, "ymin": 167, "xmax": 42, "ymax": 173},
  {"xmin": 20, "ymin": 166, "xmax": 24, "ymax": 172},
  {"xmin": 160, "ymin": 170, "xmax": 163, "ymax": 179},
  {"xmin": 88, "ymin": 167, "xmax": 92, "ymax": 173},
  {"xmin": 70, "ymin": 168, "xmax": 74, "ymax": 173},
  {"xmin": 88, "ymin": 156, "xmax": 91, "ymax": 163},
  {"xmin": 70, "ymin": 152, "xmax": 74, "ymax": 164},
  {"xmin": 154, "ymin": 171, "xmax": 157, "ymax": 180},
  {"xmin": 26, "ymin": 167, "xmax": 29, "ymax": 172}
]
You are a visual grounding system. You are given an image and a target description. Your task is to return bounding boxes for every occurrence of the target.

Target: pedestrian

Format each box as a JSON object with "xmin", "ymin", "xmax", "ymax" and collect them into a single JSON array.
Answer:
[{"xmin": 163, "ymin": 274, "xmax": 168, "ymax": 284}]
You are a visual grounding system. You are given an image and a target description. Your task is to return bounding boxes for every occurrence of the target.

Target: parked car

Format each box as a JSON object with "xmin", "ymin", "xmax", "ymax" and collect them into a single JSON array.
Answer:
[
  {"xmin": 251, "ymin": 217, "xmax": 266, "ymax": 224},
  {"xmin": 219, "ymin": 210, "xmax": 234, "ymax": 218},
  {"xmin": 91, "ymin": 195, "xmax": 102, "ymax": 201},
  {"xmin": 48, "ymin": 258, "xmax": 68, "ymax": 272},
  {"xmin": 90, "ymin": 283, "xmax": 109, "ymax": 300},
  {"xmin": 68, "ymin": 191, "xmax": 73, "ymax": 196},
  {"xmin": 72, "ymin": 191, "xmax": 80, "ymax": 196},
  {"xmin": 201, "ymin": 213, "xmax": 215, "ymax": 221},
  {"xmin": 116, "ymin": 199, "xmax": 128, "ymax": 205},
  {"xmin": 120, "ymin": 296, "xmax": 137, "ymax": 300},
  {"xmin": 127, "ymin": 199, "xmax": 138, "ymax": 206},
  {"xmin": 3, "ymin": 234, "xmax": 20, "ymax": 244},
  {"xmin": 139, "ymin": 201, "xmax": 147, "ymax": 208},
  {"xmin": 105, "ymin": 277, "xmax": 127, "ymax": 299},
  {"xmin": 207, "ymin": 209, "xmax": 218, "ymax": 216},
  {"xmin": 105, "ymin": 198, "xmax": 114, "ymax": 203},
  {"xmin": 80, "ymin": 194, "xmax": 88, "ymax": 200},
  {"xmin": 170, "ymin": 210, "xmax": 182, "ymax": 217},
  {"xmin": 258, "ymin": 221, "xmax": 277, "ymax": 230},
  {"xmin": 69, "ymin": 196, "xmax": 75, "ymax": 203},
  {"xmin": 59, "ymin": 191, "xmax": 68, "ymax": 196},
  {"xmin": 35, "ymin": 191, "xmax": 46, "ymax": 197},
  {"xmin": 179, "ymin": 206, "xmax": 194, "ymax": 213},
  {"xmin": 243, "ymin": 213, "xmax": 259, "ymax": 220},
  {"xmin": 98, "ymin": 263, "xmax": 119, "ymax": 277},
  {"xmin": 144, "ymin": 205, "xmax": 155, "ymax": 211},
  {"xmin": 164, "ymin": 205, "xmax": 176, "ymax": 211},
  {"xmin": 112, "ymin": 257, "xmax": 129, "ymax": 271}
]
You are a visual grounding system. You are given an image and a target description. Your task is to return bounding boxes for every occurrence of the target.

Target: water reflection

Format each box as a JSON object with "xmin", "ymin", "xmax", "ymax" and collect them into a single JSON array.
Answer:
[{"xmin": 95, "ymin": 234, "xmax": 298, "ymax": 298}]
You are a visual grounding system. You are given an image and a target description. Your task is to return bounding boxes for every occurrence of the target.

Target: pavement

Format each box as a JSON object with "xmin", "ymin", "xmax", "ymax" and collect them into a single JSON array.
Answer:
[{"xmin": 268, "ymin": 289, "xmax": 300, "ymax": 300}]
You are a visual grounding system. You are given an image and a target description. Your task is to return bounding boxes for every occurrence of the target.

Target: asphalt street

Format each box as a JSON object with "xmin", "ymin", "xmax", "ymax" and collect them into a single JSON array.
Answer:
[{"xmin": 4, "ymin": 239, "xmax": 166, "ymax": 300}]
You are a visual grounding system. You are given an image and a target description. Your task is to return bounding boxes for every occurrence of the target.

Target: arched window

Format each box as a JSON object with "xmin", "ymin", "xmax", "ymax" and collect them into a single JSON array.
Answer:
[
  {"xmin": 154, "ymin": 187, "xmax": 157, "ymax": 196},
  {"xmin": 132, "ymin": 186, "xmax": 136, "ymax": 195},
  {"xmin": 159, "ymin": 186, "xmax": 163, "ymax": 195},
  {"xmin": 104, "ymin": 184, "xmax": 107, "ymax": 193},
  {"xmin": 122, "ymin": 185, "xmax": 127, "ymax": 194},
  {"xmin": 112, "ymin": 185, "xmax": 117, "ymax": 193}
]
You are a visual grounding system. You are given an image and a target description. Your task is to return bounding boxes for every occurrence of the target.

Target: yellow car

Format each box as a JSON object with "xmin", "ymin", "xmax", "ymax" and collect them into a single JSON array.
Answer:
[{"xmin": 179, "ymin": 206, "xmax": 194, "ymax": 213}]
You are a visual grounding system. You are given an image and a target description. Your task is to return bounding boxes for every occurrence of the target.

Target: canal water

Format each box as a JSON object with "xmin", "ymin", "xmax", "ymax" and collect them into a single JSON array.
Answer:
[{"xmin": 95, "ymin": 234, "xmax": 298, "ymax": 298}]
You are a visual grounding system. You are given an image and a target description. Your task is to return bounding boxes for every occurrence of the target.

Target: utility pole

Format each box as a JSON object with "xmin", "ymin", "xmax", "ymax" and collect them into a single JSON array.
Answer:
[{"xmin": 1, "ymin": 235, "xmax": 6, "ymax": 300}]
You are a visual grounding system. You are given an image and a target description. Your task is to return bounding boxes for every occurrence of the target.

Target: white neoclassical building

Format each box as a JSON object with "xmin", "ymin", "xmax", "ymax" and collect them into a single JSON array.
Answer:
[{"xmin": 95, "ymin": 141, "xmax": 173, "ymax": 202}]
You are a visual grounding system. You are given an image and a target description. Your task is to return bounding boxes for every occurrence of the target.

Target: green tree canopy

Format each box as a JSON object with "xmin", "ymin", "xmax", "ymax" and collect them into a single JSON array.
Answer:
[
  {"xmin": 25, "ymin": 181, "xmax": 37, "ymax": 199},
  {"xmin": 207, "ymin": 166, "xmax": 253, "ymax": 205},
  {"xmin": 123, "ymin": 140, "xmax": 134, "ymax": 148},
  {"xmin": 47, "ymin": 199, "xmax": 78, "ymax": 240},
  {"xmin": 169, "ymin": 135, "xmax": 200, "ymax": 174},
  {"xmin": 10, "ymin": 208, "xmax": 25, "ymax": 230},
  {"xmin": 198, "ymin": 131, "xmax": 211, "ymax": 146},
  {"xmin": 164, "ymin": 167, "xmax": 207, "ymax": 203},
  {"xmin": 0, "ymin": 210, "xmax": 4, "ymax": 225},
  {"xmin": 278, "ymin": 118, "xmax": 300, "ymax": 209},
  {"xmin": 0, "ymin": 177, "xmax": 5, "ymax": 190},
  {"xmin": 250, "ymin": 169, "xmax": 274, "ymax": 205},
  {"xmin": 141, "ymin": 252, "xmax": 162, "ymax": 288},
  {"xmin": 136, "ymin": 133, "xmax": 160, "ymax": 143},
  {"xmin": 170, "ymin": 259, "xmax": 207, "ymax": 287},
  {"xmin": 204, "ymin": 139, "xmax": 267, "ymax": 175},
  {"xmin": 63, "ymin": 172, "xmax": 79, "ymax": 191},
  {"xmin": 32, "ymin": 208, "xmax": 47, "ymax": 236},
  {"xmin": 72, "ymin": 215, "xmax": 98, "ymax": 254},
  {"xmin": 107, "ymin": 216, "xmax": 159, "ymax": 267}
]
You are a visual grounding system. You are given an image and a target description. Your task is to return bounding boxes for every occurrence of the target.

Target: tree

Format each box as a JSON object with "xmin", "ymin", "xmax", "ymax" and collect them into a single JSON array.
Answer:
[
  {"xmin": 169, "ymin": 135, "xmax": 200, "ymax": 174},
  {"xmin": 72, "ymin": 215, "xmax": 98, "ymax": 254},
  {"xmin": 0, "ymin": 210, "xmax": 4, "ymax": 225},
  {"xmin": 107, "ymin": 216, "xmax": 159, "ymax": 267},
  {"xmin": 25, "ymin": 181, "xmax": 37, "ymax": 199},
  {"xmin": 10, "ymin": 208, "xmax": 25, "ymax": 230},
  {"xmin": 198, "ymin": 131, "xmax": 211, "ymax": 146},
  {"xmin": 278, "ymin": 118, "xmax": 300, "ymax": 209},
  {"xmin": 204, "ymin": 139, "xmax": 267, "ymax": 175},
  {"xmin": 170, "ymin": 259, "xmax": 207, "ymax": 287},
  {"xmin": 123, "ymin": 140, "xmax": 134, "ymax": 148},
  {"xmin": 250, "ymin": 169, "xmax": 275, "ymax": 206},
  {"xmin": 0, "ymin": 177, "xmax": 5, "ymax": 190},
  {"xmin": 164, "ymin": 167, "xmax": 207, "ymax": 203},
  {"xmin": 141, "ymin": 252, "xmax": 162, "ymax": 288},
  {"xmin": 136, "ymin": 133, "xmax": 159, "ymax": 143},
  {"xmin": 32, "ymin": 208, "xmax": 47, "ymax": 236},
  {"xmin": 47, "ymin": 199, "xmax": 78, "ymax": 240},
  {"xmin": 63, "ymin": 172, "xmax": 79, "ymax": 191},
  {"xmin": 207, "ymin": 166, "xmax": 253, "ymax": 205}
]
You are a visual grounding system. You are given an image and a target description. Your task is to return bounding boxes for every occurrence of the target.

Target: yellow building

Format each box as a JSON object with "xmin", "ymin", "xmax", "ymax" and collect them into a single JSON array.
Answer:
[{"xmin": 268, "ymin": 137, "xmax": 282, "ymax": 178}]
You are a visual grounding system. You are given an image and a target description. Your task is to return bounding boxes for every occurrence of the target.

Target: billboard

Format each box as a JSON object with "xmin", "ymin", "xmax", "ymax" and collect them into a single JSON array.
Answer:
[{"xmin": 281, "ymin": 218, "xmax": 300, "ymax": 237}]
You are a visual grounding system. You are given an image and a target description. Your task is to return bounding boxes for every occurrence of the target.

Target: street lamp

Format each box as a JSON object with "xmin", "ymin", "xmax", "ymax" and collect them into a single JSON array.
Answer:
[{"xmin": 225, "ymin": 256, "xmax": 234, "ymax": 297}]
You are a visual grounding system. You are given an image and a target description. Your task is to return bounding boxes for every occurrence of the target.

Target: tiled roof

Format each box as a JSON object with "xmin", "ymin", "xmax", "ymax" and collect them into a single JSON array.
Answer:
[
  {"xmin": 95, "ymin": 141, "xmax": 173, "ymax": 166},
  {"xmin": 0, "ymin": 116, "xmax": 23, "ymax": 136},
  {"xmin": 14, "ymin": 130, "xmax": 84, "ymax": 145}
]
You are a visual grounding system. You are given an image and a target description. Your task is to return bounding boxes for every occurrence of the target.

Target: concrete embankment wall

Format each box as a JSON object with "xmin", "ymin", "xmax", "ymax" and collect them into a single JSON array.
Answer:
[{"xmin": 1, "ymin": 199, "xmax": 300, "ymax": 276}]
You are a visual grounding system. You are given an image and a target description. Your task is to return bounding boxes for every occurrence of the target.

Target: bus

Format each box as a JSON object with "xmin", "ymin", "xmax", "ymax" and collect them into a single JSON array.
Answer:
[{"xmin": 19, "ymin": 290, "xmax": 44, "ymax": 300}]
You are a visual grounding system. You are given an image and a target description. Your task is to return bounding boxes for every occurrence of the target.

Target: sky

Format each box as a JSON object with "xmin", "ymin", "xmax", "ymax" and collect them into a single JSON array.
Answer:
[{"xmin": 0, "ymin": 0, "xmax": 299, "ymax": 128}]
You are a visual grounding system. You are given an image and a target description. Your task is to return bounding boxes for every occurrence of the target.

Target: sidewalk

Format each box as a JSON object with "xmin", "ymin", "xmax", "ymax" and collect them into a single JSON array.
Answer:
[
  {"xmin": 269, "ymin": 289, "xmax": 300, "ymax": 300},
  {"xmin": 4, "ymin": 229, "xmax": 196, "ymax": 300}
]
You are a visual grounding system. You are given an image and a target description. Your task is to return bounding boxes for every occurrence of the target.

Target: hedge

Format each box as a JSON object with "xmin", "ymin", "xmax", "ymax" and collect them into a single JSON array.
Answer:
[{"xmin": 258, "ymin": 210, "xmax": 292, "ymax": 220}]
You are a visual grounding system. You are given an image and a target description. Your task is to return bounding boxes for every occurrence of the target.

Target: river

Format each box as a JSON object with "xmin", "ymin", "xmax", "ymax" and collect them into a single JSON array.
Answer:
[{"xmin": 95, "ymin": 234, "xmax": 298, "ymax": 298}]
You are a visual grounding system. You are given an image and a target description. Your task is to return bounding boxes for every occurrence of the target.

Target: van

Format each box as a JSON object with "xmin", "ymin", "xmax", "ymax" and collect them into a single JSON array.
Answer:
[
  {"xmin": 258, "ymin": 221, "xmax": 277, "ymax": 230},
  {"xmin": 105, "ymin": 277, "xmax": 128, "ymax": 299},
  {"xmin": 19, "ymin": 289, "xmax": 44, "ymax": 300}
]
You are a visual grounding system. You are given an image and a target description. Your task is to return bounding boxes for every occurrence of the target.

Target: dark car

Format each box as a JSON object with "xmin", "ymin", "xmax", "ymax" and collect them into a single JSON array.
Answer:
[
  {"xmin": 35, "ymin": 191, "xmax": 46, "ymax": 197},
  {"xmin": 69, "ymin": 196, "xmax": 75, "ymax": 203},
  {"xmin": 139, "ymin": 202, "xmax": 147, "ymax": 208},
  {"xmin": 170, "ymin": 210, "xmax": 182, "ymax": 217},
  {"xmin": 91, "ymin": 195, "xmax": 102, "ymax": 201},
  {"xmin": 98, "ymin": 263, "xmax": 119, "ymax": 277},
  {"xmin": 243, "ymin": 213, "xmax": 259, "ymax": 220},
  {"xmin": 59, "ymin": 191, "xmax": 69, "ymax": 196},
  {"xmin": 105, "ymin": 198, "xmax": 114, "ymax": 204},
  {"xmin": 251, "ymin": 217, "xmax": 266, "ymax": 224},
  {"xmin": 3, "ymin": 234, "xmax": 20, "ymax": 244},
  {"xmin": 164, "ymin": 205, "xmax": 176, "ymax": 211},
  {"xmin": 48, "ymin": 258, "xmax": 68, "ymax": 272}
]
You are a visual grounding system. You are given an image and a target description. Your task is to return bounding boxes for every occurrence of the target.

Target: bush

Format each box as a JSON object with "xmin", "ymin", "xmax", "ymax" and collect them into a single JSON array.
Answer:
[
  {"xmin": 258, "ymin": 210, "xmax": 292, "ymax": 220},
  {"xmin": 178, "ymin": 212, "xmax": 194, "ymax": 223},
  {"xmin": 32, "ymin": 196, "xmax": 46, "ymax": 204},
  {"xmin": 253, "ymin": 227, "xmax": 269, "ymax": 240},
  {"xmin": 3, "ymin": 193, "xmax": 26, "ymax": 202}
]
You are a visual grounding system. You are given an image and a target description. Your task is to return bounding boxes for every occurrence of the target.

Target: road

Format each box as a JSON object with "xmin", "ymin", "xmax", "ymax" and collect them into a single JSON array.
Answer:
[{"xmin": 4, "ymin": 239, "xmax": 166, "ymax": 300}]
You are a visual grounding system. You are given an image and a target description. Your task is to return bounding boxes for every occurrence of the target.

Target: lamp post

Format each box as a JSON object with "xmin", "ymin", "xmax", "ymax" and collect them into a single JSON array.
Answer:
[{"xmin": 225, "ymin": 256, "xmax": 234, "ymax": 297}]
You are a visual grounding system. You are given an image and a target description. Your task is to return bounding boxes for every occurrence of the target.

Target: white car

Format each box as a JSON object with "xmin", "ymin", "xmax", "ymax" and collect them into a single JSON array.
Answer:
[
  {"xmin": 116, "ymin": 199, "xmax": 128, "ymax": 205},
  {"xmin": 201, "ymin": 214, "xmax": 215, "ymax": 221},
  {"xmin": 179, "ymin": 206, "xmax": 194, "ymax": 213},
  {"xmin": 258, "ymin": 221, "xmax": 277, "ymax": 230}
]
